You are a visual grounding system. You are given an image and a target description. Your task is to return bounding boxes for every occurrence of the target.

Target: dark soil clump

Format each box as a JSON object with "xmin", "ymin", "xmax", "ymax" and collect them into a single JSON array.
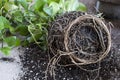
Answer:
[
  {"xmin": 47, "ymin": 11, "xmax": 111, "ymax": 79},
  {"xmin": 48, "ymin": 11, "xmax": 111, "ymax": 64}
]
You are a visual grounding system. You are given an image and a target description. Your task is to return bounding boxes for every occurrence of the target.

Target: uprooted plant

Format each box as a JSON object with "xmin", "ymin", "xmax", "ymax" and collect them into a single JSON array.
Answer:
[
  {"xmin": 0, "ymin": 0, "xmax": 112, "ymax": 80},
  {"xmin": 46, "ymin": 11, "xmax": 111, "ymax": 79},
  {"xmin": 0, "ymin": 0, "xmax": 86, "ymax": 55}
]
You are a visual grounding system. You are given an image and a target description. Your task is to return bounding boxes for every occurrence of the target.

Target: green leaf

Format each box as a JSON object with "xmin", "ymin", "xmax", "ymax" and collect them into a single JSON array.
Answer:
[
  {"xmin": 0, "ymin": 16, "xmax": 14, "ymax": 33},
  {"xmin": 43, "ymin": 6, "xmax": 53, "ymax": 16},
  {"xmin": 13, "ymin": 11, "xmax": 23, "ymax": 22},
  {"xmin": 48, "ymin": 0, "xmax": 60, "ymax": 4},
  {"xmin": 0, "ymin": 47, "xmax": 11, "ymax": 55},
  {"xmin": 4, "ymin": 2, "xmax": 18, "ymax": 12},
  {"xmin": 0, "ymin": 16, "xmax": 11, "ymax": 30},
  {"xmin": 77, "ymin": 2, "xmax": 87, "ymax": 12},
  {"xmin": 21, "ymin": 40, "xmax": 29, "ymax": 46},
  {"xmin": 3, "ymin": 36, "xmax": 20, "ymax": 47},
  {"xmin": 15, "ymin": 25, "xmax": 29, "ymax": 36},
  {"xmin": 49, "ymin": 2, "xmax": 60, "ymax": 16},
  {"xmin": 34, "ymin": 0, "xmax": 47, "ymax": 11},
  {"xmin": 0, "ymin": 0, "xmax": 2, "ymax": 4},
  {"xmin": 65, "ymin": 0, "xmax": 78, "ymax": 11},
  {"xmin": 62, "ymin": 0, "xmax": 87, "ymax": 12},
  {"xmin": 18, "ymin": 0, "xmax": 28, "ymax": 10},
  {"xmin": 59, "ymin": 0, "xmax": 65, "ymax": 10},
  {"xmin": 28, "ymin": 33, "xmax": 42, "ymax": 43},
  {"xmin": 15, "ymin": 38, "xmax": 21, "ymax": 46},
  {"xmin": 38, "ymin": 12, "xmax": 48, "ymax": 21},
  {"xmin": 26, "ymin": 0, "xmax": 32, "ymax": 2},
  {"xmin": 64, "ymin": 0, "xmax": 80, "ymax": 11}
]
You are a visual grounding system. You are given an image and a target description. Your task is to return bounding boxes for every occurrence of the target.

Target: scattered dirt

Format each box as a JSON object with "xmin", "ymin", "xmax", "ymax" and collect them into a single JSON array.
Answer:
[
  {"xmin": 20, "ymin": 37, "xmax": 120, "ymax": 80},
  {"xmin": 20, "ymin": 45, "xmax": 48, "ymax": 80}
]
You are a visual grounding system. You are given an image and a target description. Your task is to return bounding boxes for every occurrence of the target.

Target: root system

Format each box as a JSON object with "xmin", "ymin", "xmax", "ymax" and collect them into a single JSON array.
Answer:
[{"xmin": 46, "ymin": 11, "xmax": 111, "ymax": 79}]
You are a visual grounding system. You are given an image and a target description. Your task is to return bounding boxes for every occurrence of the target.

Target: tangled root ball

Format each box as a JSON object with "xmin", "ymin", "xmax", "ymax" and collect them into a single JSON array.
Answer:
[{"xmin": 48, "ymin": 11, "xmax": 111, "ymax": 65}]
